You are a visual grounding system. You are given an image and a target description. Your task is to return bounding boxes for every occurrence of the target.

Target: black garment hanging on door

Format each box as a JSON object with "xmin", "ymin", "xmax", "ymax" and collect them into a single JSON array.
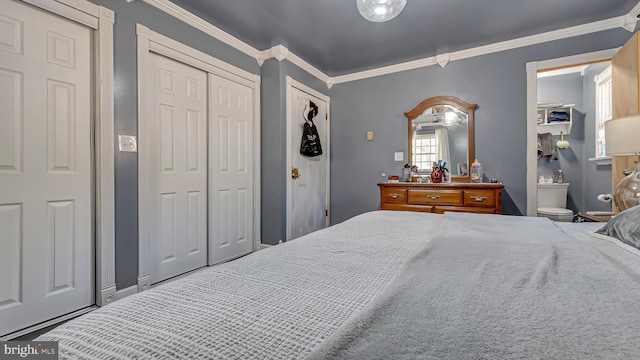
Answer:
[{"xmin": 300, "ymin": 100, "xmax": 322, "ymax": 157}]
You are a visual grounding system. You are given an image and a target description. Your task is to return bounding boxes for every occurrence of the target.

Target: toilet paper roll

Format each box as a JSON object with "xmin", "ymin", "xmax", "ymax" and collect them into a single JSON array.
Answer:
[{"xmin": 597, "ymin": 194, "xmax": 612, "ymax": 202}]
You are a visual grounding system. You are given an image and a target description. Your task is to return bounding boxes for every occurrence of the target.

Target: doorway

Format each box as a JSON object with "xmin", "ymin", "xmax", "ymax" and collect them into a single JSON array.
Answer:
[
  {"xmin": 526, "ymin": 49, "xmax": 617, "ymax": 216},
  {"xmin": 286, "ymin": 77, "xmax": 331, "ymax": 241}
]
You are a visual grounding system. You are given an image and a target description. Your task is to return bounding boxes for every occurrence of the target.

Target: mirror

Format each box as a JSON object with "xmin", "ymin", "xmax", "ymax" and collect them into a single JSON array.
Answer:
[{"xmin": 405, "ymin": 96, "xmax": 477, "ymax": 182}]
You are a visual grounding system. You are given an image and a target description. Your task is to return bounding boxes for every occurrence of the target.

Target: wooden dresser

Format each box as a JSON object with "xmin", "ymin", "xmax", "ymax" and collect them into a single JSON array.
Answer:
[{"xmin": 378, "ymin": 182, "xmax": 504, "ymax": 214}]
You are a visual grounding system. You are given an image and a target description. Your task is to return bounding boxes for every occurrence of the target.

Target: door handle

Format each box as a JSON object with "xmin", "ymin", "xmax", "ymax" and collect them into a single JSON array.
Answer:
[
  {"xmin": 291, "ymin": 167, "xmax": 300, "ymax": 180},
  {"xmin": 470, "ymin": 195, "xmax": 488, "ymax": 202}
]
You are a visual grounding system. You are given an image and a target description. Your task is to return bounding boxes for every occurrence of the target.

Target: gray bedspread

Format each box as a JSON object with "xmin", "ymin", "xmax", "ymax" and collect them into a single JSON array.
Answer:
[
  {"xmin": 307, "ymin": 213, "xmax": 640, "ymax": 360},
  {"xmin": 37, "ymin": 211, "xmax": 441, "ymax": 359}
]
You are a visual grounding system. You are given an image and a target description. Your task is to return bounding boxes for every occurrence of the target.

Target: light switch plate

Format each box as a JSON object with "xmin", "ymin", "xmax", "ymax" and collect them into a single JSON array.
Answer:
[
  {"xmin": 394, "ymin": 152, "xmax": 404, "ymax": 161},
  {"xmin": 118, "ymin": 135, "xmax": 137, "ymax": 152},
  {"xmin": 366, "ymin": 131, "xmax": 373, "ymax": 141}
]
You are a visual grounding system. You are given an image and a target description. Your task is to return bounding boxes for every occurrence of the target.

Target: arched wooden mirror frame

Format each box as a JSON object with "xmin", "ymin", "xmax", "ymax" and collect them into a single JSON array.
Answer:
[{"xmin": 405, "ymin": 96, "xmax": 478, "ymax": 183}]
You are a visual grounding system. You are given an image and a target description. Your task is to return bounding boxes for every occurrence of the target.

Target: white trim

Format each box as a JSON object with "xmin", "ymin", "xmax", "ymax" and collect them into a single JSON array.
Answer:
[
  {"xmin": 253, "ymin": 76, "xmax": 262, "ymax": 251},
  {"xmin": 623, "ymin": 2, "xmax": 640, "ymax": 31},
  {"xmin": 139, "ymin": 0, "xmax": 260, "ymax": 60},
  {"xmin": 137, "ymin": 274, "xmax": 151, "ymax": 292},
  {"xmin": 283, "ymin": 48, "xmax": 330, "ymax": 85},
  {"xmin": 22, "ymin": 0, "xmax": 99, "ymax": 28},
  {"xmin": 526, "ymin": 48, "xmax": 618, "ymax": 217},
  {"xmin": 136, "ymin": 0, "xmax": 639, "ymax": 86},
  {"xmin": 24, "ymin": 0, "xmax": 116, "ymax": 308},
  {"xmin": 332, "ymin": 18, "xmax": 631, "ymax": 85},
  {"xmin": 589, "ymin": 156, "xmax": 613, "ymax": 165},
  {"xmin": 330, "ymin": 56, "xmax": 439, "ymax": 85},
  {"xmin": 594, "ymin": 65, "xmax": 612, "ymax": 158},
  {"xmin": 285, "ymin": 76, "xmax": 331, "ymax": 241},
  {"xmin": 116, "ymin": 285, "xmax": 138, "ymax": 300},
  {"xmin": 538, "ymin": 65, "xmax": 589, "ymax": 78},
  {"xmin": 137, "ymin": 25, "xmax": 261, "ymax": 289},
  {"xmin": 0, "ymin": 306, "xmax": 98, "ymax": 341},
  {"xmin": 95, "ymin": 5, "xmax": 116, "ymax": 307},
  {"xmin": 136, "ymin": 23, "xmax": 152, "ymax": 292},
  {"xmin": 146, "ymin": 29, "xmax": 258, "ymax": 87}
]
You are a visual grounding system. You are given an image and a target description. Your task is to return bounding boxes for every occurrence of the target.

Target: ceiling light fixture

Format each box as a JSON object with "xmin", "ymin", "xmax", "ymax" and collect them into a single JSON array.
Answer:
[{"xmin": 357, "ymin": 0, "xmax": 407, "ymax": 23}]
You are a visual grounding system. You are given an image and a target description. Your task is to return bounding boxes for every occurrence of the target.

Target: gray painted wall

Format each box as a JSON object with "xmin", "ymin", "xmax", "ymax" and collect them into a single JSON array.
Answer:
[
  {"xmin": 329, "ymin": 29, "xmax": 633, "ymax": 224},
  {"xmin": 537, "ymin": 73, "xmax": 585, "ymax": 213}
]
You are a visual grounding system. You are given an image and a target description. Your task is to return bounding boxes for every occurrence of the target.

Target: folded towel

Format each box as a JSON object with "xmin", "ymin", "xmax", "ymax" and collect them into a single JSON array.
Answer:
[
  {"xmin": 548, "ymin": 111, "xmax": 569, "ymax": 122},
  {"xmin": 537, "ymin": 132, "xmax": 557, "ymax": 162}
]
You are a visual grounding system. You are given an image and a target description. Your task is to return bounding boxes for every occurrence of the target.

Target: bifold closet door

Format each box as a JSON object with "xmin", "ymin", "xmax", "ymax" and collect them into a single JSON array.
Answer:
[
  {"xmin": 148, "ymin": 53, "xmax": 208, "ymax": 284},
  {"xmin": 208, "ymin": 73, "xmax": 254, "ymax": 265},
  {"xmin": 0, "ymin": 0, "xmax": 94, "ymax": 336}
]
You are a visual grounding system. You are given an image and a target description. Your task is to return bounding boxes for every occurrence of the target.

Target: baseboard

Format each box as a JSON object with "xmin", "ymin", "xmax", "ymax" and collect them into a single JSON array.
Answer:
[
  {"xmin": 99, "ymin": 285, "xmax": 117, "ymax": 306},
  {"xmin": 137, "ymin": 274, "xmax": 151, "ymax": 293},
  {"xmin": 116, "ymin": 285, "xmax": 138, "ymax": 300}
]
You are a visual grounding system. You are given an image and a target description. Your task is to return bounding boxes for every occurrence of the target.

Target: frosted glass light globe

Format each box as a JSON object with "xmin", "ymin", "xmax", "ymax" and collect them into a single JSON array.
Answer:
[{"xmin": 357, "ymin": 0, "xmax": 407, "ymax": 22}]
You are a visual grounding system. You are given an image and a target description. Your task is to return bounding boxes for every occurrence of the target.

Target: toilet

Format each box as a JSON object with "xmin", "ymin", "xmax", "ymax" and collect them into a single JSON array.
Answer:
[{"xmin": 537, "ymin": 183, "xmax": 574, "ymax": 222}]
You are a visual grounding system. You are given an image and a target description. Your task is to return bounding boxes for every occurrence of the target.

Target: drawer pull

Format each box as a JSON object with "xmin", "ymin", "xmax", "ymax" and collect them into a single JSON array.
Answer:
[
  {"xmin": 427, "ymin": 194, "xmax": 441, "ymax": 200},
  {"xmin": 389, "ymin": 193, "xmax": 402, "ymax": 199},
  {"xmin": 471, "ymin": 195, "xmax": 488, "ymax": 202}
]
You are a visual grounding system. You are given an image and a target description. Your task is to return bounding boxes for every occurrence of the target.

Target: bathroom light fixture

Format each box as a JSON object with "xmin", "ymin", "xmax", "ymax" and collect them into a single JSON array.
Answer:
[
  {"xmin": 357, "ymin": 0, "xmax": 407, "ymax": 22},
  {"xmin": 605, "ymin": 114, "xmax": 640, "ymax": 212}
]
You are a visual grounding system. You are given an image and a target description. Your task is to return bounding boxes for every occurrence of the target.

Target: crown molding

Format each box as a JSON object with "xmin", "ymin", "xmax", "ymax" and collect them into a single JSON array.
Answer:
[
  {"xmin": 284, "ymin": 49, "xmax": 331, "ymax": 85},
  {"xmin": 136, "ymin": 0, "xmax": 639, "ymax": 87},
  {"xmin": 624, "ymin": 1, "xmax": 640, "ymax": 31},
  {"xmin": 140, "ymin": 0, "xmax": 260, "ymax": 59},
  {"xmin": 330, "ymin": 56, "xmax": 438, "ymax": 85},
  {"xmin": 331, "ymin": 14, "xmax": 636, "ymax": 85}
]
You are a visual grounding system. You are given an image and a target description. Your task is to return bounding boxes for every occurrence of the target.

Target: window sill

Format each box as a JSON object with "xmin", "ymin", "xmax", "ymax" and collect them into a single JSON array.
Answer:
[{"xmin": 588, "ymin": 156, "xmax": 612, "ymax": 165}]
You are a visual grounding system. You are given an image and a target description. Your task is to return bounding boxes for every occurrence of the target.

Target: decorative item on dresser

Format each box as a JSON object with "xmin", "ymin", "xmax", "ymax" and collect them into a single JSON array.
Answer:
[{"xmin": 378, "ymin": 182, "xmax": 504, "ymax": 214}]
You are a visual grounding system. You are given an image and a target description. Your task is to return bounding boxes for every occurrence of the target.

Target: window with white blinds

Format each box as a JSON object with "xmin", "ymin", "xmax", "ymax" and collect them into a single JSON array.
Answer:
[
  {"xmin": 413, "ymin": 134, "xmax": 438, "ymax": 172},
  {"xmin": 595, "ymin": 65, "xmax": 612, "ymax": 157}
]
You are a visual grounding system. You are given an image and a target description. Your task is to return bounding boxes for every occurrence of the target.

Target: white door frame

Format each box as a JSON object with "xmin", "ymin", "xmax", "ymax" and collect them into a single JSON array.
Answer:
[
  {"xmin": 285, "ymin": 76, "xmax": 331, "ymax": 240},
  {"xmin": 137, "ymin": 24, "xmax": 261, "ymax": 291},
  {"xmin": 18, "ymin": 0, "xmax": 116, "ymax": 307},
  {"xmin": 525, "ymin": 48, "xmax": 618, "ymax": 216}
]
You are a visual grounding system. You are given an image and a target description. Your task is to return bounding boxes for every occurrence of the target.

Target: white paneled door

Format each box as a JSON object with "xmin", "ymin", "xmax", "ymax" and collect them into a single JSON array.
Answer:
[
  {"xmin": 0, "ymin": 0, "xmax": 94, "ymax": 336},
  {"xmin": 287, "ymin": 85, "xmax": 329, "ymax": 240},
  {"xmin": 148, "ymin": 53, "xmax": 208, "ymax": 284},
  {"xmin": 208, "ymin": 74, "xmax": 254, "ymax": 264}
]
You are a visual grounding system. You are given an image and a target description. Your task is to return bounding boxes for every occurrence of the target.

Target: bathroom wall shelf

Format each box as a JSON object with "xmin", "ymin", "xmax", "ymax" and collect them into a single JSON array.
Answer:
[{"xmin": 537, "ymin": 104, "xmax": 573, "ymax": 135}]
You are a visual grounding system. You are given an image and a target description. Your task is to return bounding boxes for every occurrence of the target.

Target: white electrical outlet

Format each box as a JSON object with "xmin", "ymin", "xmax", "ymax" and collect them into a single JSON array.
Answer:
[
  {"xmin": 394, "ymin": 152, "xmax": 404, "ymax": 161},
  {"xmin": 118, "ymin": 135, "xmax": 137, "ymax": 152}
]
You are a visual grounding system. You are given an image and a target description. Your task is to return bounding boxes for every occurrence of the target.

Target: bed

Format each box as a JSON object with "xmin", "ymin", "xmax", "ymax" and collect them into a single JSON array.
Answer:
[{"xmin": 38, "ymin": 210, "xmax": 640, "ymax": 359}]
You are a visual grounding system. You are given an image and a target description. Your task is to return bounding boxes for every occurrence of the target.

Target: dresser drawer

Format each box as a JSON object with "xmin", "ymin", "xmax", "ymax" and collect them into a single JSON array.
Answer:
[
  {"xmin": 378, "ymin": 183, "xmax": 503, "ymax": 215},
  {"xmin": 381, "ymin": 188, "xmax": 407, "ymax": 203},
  {"xmin": 463, "ymin": 189, "xmax": 496, "ymax": 207},
  {"xmin": 408, "ymin": 189, "xmax": 463, "ymax": 206}
]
